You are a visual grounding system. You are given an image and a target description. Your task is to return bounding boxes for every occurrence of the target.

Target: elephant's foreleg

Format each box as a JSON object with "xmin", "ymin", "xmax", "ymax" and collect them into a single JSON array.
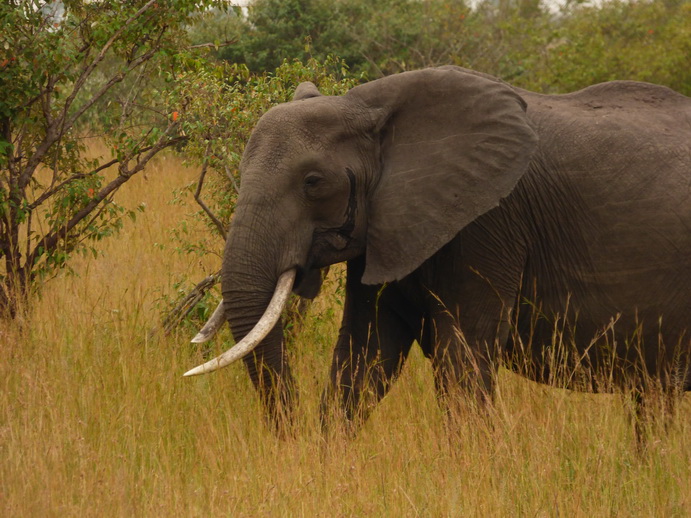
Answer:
[
  {"xmin": 241, "ymin": 326, "xmax": 297, "ymax": 436},
  {"xmin": 320, "ymin": 258, "xmax": 419, "ymax": 433}
]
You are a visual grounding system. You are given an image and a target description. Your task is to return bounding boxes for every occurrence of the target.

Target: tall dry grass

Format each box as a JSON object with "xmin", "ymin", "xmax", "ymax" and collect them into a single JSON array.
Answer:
[{"xmin": 1, "ymin": 152, "xmax": 689, "ymax": 517}]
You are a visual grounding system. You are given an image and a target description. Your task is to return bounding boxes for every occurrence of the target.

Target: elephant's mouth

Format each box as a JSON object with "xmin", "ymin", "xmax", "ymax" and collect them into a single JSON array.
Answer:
[
  {"xmin": 308, "ymin": 225, "xmax": 366, "ymax": 265},
  {"xmin": 293, "ymin": 266, "xmax": 324, "ymax": 299},
  {"xmin": 297, "ymin": 228, "xmax": 365, "ymax": 300},
  {"xmin": 295, "ymin": 224, "xmax": 366, "ymax": 300}
]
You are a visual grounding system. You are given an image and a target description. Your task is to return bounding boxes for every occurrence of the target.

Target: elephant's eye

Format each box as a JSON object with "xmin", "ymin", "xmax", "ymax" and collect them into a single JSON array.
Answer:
[{"xmin": 303, "ymin": 172, "xmax": 324, "ymax": 193}]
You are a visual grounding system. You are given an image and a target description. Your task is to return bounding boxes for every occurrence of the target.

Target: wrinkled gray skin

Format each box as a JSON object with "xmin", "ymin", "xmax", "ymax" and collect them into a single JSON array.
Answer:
[{"xmin": 221, "ymin": 67, "xmax": 690, "ymax": 432}]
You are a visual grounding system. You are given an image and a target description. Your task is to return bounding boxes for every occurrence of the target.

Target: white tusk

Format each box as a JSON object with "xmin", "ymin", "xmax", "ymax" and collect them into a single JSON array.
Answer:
[
  {"xmin": 191, "ymin": 300, "xmax": 225, "ymax": 343},
  {"xmin": 183, "ymin": 269, "xmax": 296, "ymax": 377}
]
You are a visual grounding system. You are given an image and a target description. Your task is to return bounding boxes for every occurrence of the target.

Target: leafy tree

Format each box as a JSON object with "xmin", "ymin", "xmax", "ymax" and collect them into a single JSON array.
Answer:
[
  {"xmin": 208, "ymin": 0, "xmax": 548, "ymax": 77},
  {"xmin": 213, "ymin": 0, "xmax": 333, "ymax": 73},
  {"xmin": 0, "ymin": 0, "xmax": 224, "ymax": 317},
  {"xmin": 526, "ymin": 0, "xmax": 691, "ymax": 94},
  {"xmin": 200, "ymin": 0, "xmax": 690, "ymax": 95}
]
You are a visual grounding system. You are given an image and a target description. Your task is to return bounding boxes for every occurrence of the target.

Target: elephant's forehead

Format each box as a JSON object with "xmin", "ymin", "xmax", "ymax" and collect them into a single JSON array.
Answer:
[
  {"xmin": 242, "ymin": 99, "xmax": 351, "ymax": 171},
  {"xmin": 255, "ymin": 98, "xmax": 348, "ymax": 142}
]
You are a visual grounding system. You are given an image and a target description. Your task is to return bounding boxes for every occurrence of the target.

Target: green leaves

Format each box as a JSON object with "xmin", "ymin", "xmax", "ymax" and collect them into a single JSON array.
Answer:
[
  {"xmin": 193, "ymin": 0, "xmax": 689, "ymax": 96},
  {"xmin": 528, "ymin": 0, "xmax": 691, "ymax": 95},
  {"xmin": 0, "ymin": 0, "xmax": 227, "ymax": 315}
]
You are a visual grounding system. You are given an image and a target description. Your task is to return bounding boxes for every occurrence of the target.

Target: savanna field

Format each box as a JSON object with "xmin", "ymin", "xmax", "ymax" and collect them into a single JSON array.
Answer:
[{"xmin": 2, "ymin": 153, "xmax": 690, "ymax": 517}]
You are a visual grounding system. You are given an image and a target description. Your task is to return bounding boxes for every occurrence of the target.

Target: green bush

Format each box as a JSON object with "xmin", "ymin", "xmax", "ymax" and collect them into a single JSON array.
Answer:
[
  {"xmin": 191, "ymin": 0, "xmax": 690, "ymax": 95},
  {"xmin": 527, "ymin": 0, "xmax": 691, "ymax": 95}
]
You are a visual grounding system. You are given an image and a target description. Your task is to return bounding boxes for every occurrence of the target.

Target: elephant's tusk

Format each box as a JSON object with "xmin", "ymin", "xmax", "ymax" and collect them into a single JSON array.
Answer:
[
  {"xmin": 191, "ymin": 300, "xmax": 225, "ymax": 343},
  {"xmin": 183, "ymin": 269, "xmax": 296, "ymax": 377}
]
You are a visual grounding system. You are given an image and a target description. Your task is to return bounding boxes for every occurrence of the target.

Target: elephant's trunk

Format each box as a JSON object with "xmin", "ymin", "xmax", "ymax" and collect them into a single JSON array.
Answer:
[
  {"xmin": 183, "ymin": 269, "xmax": 295, "ymax": 376},
  {"xmin": 186, "ymin": 196, "xmax": 300, "ymax": 429}
]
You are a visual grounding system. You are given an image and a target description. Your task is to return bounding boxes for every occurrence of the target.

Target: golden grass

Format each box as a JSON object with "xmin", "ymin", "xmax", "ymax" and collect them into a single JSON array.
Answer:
[{"xmin": 2, "ymin": 153, "xmax": 690, "ymax": 517}]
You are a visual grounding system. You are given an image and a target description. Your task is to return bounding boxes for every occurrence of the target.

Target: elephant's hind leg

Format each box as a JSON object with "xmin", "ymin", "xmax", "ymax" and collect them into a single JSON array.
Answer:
[{"xmin": 626, "ymin": 376, "xmax": 685, "ymax": 450}]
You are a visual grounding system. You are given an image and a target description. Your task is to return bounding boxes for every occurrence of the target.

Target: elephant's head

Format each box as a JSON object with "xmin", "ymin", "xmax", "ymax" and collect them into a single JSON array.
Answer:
[{"xmin": 184, "ymin": 67, "xmax": 538, "ymax": 424}]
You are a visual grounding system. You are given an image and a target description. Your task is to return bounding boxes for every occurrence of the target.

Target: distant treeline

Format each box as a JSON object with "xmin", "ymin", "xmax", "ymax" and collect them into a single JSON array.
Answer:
[{"xmin": 190, "ymin": 0, "xmax": 691, "ymax": 94}]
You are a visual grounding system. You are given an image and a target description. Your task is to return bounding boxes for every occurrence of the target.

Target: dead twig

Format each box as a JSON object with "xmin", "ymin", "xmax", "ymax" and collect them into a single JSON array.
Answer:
[{"xmin": 149, "ymin": 271, "xmax": 220, "ymax": 339}]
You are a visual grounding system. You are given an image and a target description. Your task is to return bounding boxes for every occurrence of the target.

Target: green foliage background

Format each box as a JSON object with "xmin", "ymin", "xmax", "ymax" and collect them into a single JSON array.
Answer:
[{"xmin": 192, "ymin": 0, "xmax": 691, "ymax": 95}]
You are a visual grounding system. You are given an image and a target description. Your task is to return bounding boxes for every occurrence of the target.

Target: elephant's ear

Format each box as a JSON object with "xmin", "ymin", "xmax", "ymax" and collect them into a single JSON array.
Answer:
[
  {"xmin": 346, "ymin": 68, "xmax": 538, "ymax": 285},
  {"xmin": 293, "ymin": 81, "xmax": 322, "ymax": 100}
]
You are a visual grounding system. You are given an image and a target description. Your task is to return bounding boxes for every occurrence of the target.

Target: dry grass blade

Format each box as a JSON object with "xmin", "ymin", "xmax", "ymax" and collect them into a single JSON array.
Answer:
[{"xmin": 1, "ymin": 150, "xmax": 689, "ymax": 517}]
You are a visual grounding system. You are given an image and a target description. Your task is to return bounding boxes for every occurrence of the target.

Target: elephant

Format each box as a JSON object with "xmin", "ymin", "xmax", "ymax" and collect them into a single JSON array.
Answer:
[{"xmin": 184, "ymin": 66, "xmax": 691, "ymax": 435}]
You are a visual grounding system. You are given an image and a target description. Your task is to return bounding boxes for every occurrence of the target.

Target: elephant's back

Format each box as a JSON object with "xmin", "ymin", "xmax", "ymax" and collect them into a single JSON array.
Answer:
[
  {"xmin": 521, "ymin": 81, "xmax": 691, "ymax": 231},
  {"xmin": 521, "ymin": 82, "xmax": 690, "ymax": 164},
  {"xmin": 520, "ymin": 80, "xmax": 691, "ymax": 118}
]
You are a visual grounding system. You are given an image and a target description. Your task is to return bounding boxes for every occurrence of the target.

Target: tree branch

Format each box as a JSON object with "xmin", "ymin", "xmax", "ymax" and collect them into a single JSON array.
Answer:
[
  {"xmin": 61, "ymin": 0, "xmax": 158, "ymax": 118},
  {"xmin": 224, "ymin": 165, "xmax": 240, "ymax": 195},
  {"xmin": 26, "ymin": 137, "xmax": 186, "ymax": 212},
  {"xmin": 195, "ymin": 147, "xmax": 227, "ymax": 237},
  {"xmin": 16, "ymin": 1, "xmax": 161, "ymax": 192},
  {"xmin": 187, "ymin": 39, "xmax": 238, "ymax": 50},
  {"xmin": 65, "ymin": 44, "xmax": 161, "ymax": 131},
  {"xmin": 150, "ymin": 271, "xmax": 221, "ymax": 339},
  {"xmin": 25, "ymin": 123, "xmax": 182, "ymax": 270}
]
